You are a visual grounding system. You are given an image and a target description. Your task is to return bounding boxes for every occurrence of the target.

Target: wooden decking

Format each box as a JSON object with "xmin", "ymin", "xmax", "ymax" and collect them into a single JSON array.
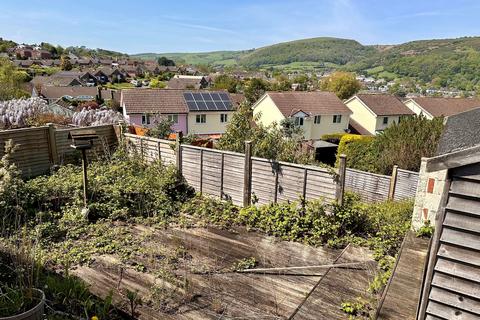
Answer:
[
  {"xmin": 377, "ymin": 231, "xmax": 430, "ymax": 320},
  {"xmin": 71, "ymin": 225, "xmax": 376, "ymax": 319}
]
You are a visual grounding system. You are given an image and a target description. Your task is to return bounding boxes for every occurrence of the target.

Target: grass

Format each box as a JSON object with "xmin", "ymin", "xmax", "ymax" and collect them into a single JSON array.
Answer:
[{"xmin": 104, "ymin": 82, "xmax": 134, "ymax": 89}]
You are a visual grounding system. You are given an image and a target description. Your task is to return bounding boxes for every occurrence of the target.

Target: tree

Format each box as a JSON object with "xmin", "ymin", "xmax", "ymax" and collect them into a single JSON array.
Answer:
[
  {"xmin": 146, "ymin": 117, "xmax": 174, "ymax": 139},
  {"xmin": 320, "ymin": 71, "xmax": 361, "ymax": 99},
  {"xmin": 337, "ymin": 115, "xmax": 444, "ymax": 174},
  {"xmin": 149, "ymin": 78, "xmax": 166, "ymax": 89},
  {"xmin": 60, "ymin": 55, "xmax": 72, "ymax": 71},
  {"xmin": 244, "ymin": 78, "xmax": 270, "ymax": 104},
  {"xmin": 213, "ymin": 74, "xmax": 240, "ymax": 93},
  {"xmin": 157, "ymin": 56, "xmax": 175, "ymax": 66},
  {"xmin": 0, "ymin": 59, "xmax": 30, "ymax": 101},
  {"xmin": 217, "ymin": 103, "xmax": 312, "ymax": 163}
]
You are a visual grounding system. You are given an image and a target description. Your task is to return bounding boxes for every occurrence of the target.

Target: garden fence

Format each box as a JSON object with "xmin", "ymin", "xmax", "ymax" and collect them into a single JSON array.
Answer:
[
  {"xmin": 124, "ymin": 133, "xmax": 419, "ymax": 205},
  {"xmin": 0, "ymin": 124, "xmax": 118, "ymax": 178},
  {"xmin": 0, "ymin": 126, "xmax": 419, "ymax": 203}
]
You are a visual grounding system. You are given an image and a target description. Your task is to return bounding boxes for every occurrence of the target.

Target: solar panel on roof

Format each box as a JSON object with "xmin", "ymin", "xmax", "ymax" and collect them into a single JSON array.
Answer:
[
  {"xmin": 184, "ymin": 92, "xmax": 194, "ymax": 101},
  {"xmin": 196, "ymin": 101, "xmax": 207, "ymax": 110},
  {"xmin": 192, "ymin": 92, "xmax": 203, "ymax": 100},
  {"xmin": 183, "ymin": 91, "xmax": 232, "ymax": 111},
  {"xmin": 186, "ymin": 101, "xmax": 198, "ymax": 111}
]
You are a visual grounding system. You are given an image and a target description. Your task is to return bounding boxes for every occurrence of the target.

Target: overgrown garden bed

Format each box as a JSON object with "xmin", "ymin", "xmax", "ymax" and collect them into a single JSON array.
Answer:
[{"xmin": 0, "ymin": 142, "xmax": 413, "ymax": 319}]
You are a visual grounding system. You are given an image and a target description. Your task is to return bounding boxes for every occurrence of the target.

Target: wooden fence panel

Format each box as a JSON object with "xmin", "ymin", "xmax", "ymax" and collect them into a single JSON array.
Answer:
[
  {"xmin": 124, "ymin": 134, "xmax": 174, "ymax": 165},
  {"xmin": 305, "ymin": 169, "xmax": 337, "ymax": 201},
  {"xmin": 394, "ymin": 169, "xmax": 419, "ymax": 200},
  {"xmin": 345, "ymin": 168, "xmax": 390, "ymax": 202},
  {"xmin": 277, "ymin": 164, "xmax": 306, "ymax": 203},
  {"xmin": 251, "ymin": 158, "xmax": 277, "ymax": 205},
  {"xmin": 56, "ymin": 125, "xmax": 117, "ymax": 162},
  {"xmin": 222, "ymin": 153, "xmax": 245, "ymax": 206},
  {"xmin": 181, "ymin": 147, "xmax": 202, "ymax": 191},
  {"xmin": 201, "ymin": 150, "xmax": 223, "ymax": 197},
  {"xmin": 0, "ymin": 127, "xmax": 51, "ymax": 178}
]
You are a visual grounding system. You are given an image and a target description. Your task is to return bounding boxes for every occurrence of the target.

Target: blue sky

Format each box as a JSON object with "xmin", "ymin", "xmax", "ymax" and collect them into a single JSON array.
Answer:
[{"xmin": 1, "ymin": 0, "xmax": 479, "ymax": 54}]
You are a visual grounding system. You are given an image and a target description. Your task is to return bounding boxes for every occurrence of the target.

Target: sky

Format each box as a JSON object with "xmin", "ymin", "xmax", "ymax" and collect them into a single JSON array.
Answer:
[{"xmin": 1, "ymin": 0, "xmax": 480, "ymax": 54}]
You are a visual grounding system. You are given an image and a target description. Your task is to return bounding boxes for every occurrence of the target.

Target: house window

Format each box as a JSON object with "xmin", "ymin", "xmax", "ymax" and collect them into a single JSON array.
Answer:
[
  {"xmin": 333, "ymin": 115, "xmax": 342, "ymax": 123},
  {"xmin": 142, "ymin": 114, "xmax": 151, "ymax": 125},
  {"xmin": 314, "ymin": 115, "xmax": 321, "ymax": 124},
  {"xmin": 220, "ymin": 113, "xmax": 228, "ymax": 123},
  {"xmin": 168, "ymin": 114, "xmax": 178, "ymax": 124},
  {"xmin": 294, "ymin": 117, "xmax": 304, "ymax": 126},
  {"xmin": 383, "ymin": 116, "xmax": 389, "ymax": 124},
  {"xmin": 196, "ymin": 114, "xmax": 206, "ymax": 124}
]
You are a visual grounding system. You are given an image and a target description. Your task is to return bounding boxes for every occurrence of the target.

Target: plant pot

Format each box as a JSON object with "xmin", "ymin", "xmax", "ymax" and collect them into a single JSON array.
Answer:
[{"xmin": 0, "ymin": 289, "xmax": 45, "ymax": 320}]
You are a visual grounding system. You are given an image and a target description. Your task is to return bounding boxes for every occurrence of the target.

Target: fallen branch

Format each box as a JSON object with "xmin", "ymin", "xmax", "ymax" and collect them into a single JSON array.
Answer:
[{"xmin": 237, "ymin": 261, "xmax": 369, "ymax": 273}]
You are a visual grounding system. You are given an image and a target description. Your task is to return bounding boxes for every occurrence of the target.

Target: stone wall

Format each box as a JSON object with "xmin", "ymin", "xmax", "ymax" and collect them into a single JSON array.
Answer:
[{"xmin": 411, "ymin": 157, "xmax": 448, "ymax": 230}]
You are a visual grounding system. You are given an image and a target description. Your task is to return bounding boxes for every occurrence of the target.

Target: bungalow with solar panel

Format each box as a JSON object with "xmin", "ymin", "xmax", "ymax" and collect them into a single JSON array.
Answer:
[
  {"xmin": 252, "ymin": 91, "xmax": 352, "ymax": 140},
  {"xmin": 120, "ymin": 89, "xmax": 235, "ymax": 137}
]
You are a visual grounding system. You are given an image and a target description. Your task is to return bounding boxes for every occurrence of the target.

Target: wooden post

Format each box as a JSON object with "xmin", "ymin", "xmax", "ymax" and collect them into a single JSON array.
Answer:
[
  {"xmin": 302, "ymin": 168, "xmax": 308, "ymax": 200},
  {"xmin": 220, "ymin": 153, "xmax": 224, "ymax": 199},
  {"xmin": 388, "ymin": 165, "xmax": 399, "ymax": 200},
  {"xmin": 140, "ymin": 137, "xmax": 144, "ymax": 161},
  {"xmin": 157, "ymin": 141, "xmax": 161, "ymax": 161},
  {"xmin": 336, "ymin": 154, "xmax": 347, "ymax": 206},
  {"xmin": 47, "ymin": 123, "xmax": 58, "ymax": 165},
  {"xmin": 81, "ymin": 149, "xmax": 88, "ymax": 208},
  {"xmin": 175, "ymin": 131, "xmax": 183, "ymax": 175},
  {"xmin": 243, "ymin": 141, "xmax": 252, "ymax": 207},
  {"xmin": 274, "ymin": 162, "xmax": 279, "ymax": 204},
  {"xmin": 199, "ymin": 150, "xmax": 204, "ymax": 194}
]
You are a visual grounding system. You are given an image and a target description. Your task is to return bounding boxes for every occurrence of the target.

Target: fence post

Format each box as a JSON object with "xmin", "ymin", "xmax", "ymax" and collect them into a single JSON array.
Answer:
[
  {"xmin": 336, "ymin": 154, "xmax": 347, "ymax": 206},
  {"xmin": 220, "ymin": 153, "xmax": 224, "ymax": 199},
  {"xmin": 47, "ymin": 123, "xmax": 58, "ymax": 165},
  {"xmin": 388, "ymin": 165, "xmax": 399, "ymax": 200},
  {"xmin": 243, "ymin": 141, "xmax": 252, "ymax": 207},
  {"xmin": 199, "ymin": 149, "xmax": 204, "ymax": 194},
  {"xmin": 175, "ymin": 131, "xmax": 183, "ymax": 175},
  {"xmin": 140, "ymin": 137, "xmax": 144, "ymax": 161}
]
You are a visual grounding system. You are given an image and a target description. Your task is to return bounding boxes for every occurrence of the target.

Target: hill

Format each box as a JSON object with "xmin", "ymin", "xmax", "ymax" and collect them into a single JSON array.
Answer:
[
  {"xmin": 239, "ymin": 37, "xmax": 376, "ymax": 68},
  {"xmin": 132, "ymin": 50, "xmax": 249, "ymax": 66}
]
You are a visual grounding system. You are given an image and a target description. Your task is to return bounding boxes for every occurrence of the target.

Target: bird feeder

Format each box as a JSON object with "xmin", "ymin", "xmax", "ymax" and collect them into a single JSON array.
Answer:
[{"xmin": 68, "ymin": 129, "xmax": 98, "ymax": 211}]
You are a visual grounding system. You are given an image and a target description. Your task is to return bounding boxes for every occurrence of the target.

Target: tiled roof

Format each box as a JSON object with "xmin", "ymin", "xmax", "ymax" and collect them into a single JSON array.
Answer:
[
  {"xmin": 167, "ymin": 78, "xmax": 203, "ymax": 89},
  {"xmin": 230, "ymin": 93, "xmax": 246, "ymax": 107},
  {"xmin": 410, "ymin": 97, "xmax": 480, "ymax": 117},
  {"xmin": 121, "ymin": 89, "xmax": 189, "ymax": 114},
  {"xmin": 355, "ymin": 94, "xmax": 414, "ymax": 116},
  {"xmin": 40, "ymin": 86, "xmax": 98, "ymax": 100},
  {"xmin": 265, "ymin": 91, "xmax": 351, "ymax": 116}
]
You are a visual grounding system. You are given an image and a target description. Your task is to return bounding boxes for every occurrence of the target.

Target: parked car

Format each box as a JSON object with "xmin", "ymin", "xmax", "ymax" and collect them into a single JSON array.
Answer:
[
  {"xmin": 130, "ymin": 79, "xmax": 141, "ymax": 87},
  {"xmin": 142, "ymin": 80, "xmax": 150, "ymax": 86}
]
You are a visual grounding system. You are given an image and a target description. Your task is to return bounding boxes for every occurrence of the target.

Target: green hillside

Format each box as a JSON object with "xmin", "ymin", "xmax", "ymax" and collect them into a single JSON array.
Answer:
[
  {"xmin": 347, "ymin": 36, "xmax": 480, "ymax": 90},
  {"xmin": 239, "ymin": 37, "xmax": 376, "ymax": 68},
  {"xmin": 132, "ymin": 50, "xmax": 249, "ymax": 66}
]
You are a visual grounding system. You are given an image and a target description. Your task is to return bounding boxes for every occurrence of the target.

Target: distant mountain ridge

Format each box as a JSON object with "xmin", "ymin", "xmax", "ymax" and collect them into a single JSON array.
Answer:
[{"xmin": 133, "ymin": 35, "xmax": 480, "ymax": 90}]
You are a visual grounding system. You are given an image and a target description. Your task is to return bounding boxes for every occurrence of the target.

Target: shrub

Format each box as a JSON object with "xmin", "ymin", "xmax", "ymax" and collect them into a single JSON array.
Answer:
[
  {"xmin": 24, "ymin": 149, "xmax": 194, "ymax": 221},
  {"xmin": 336, "ymin": 134, "xmax": 376, "ymax": 171}
]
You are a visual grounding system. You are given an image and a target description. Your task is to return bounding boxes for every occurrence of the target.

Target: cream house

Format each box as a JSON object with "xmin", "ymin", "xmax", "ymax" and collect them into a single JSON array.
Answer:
[
  {"xmin": 252, "ymin": 91, "xmax": 352, "ymax": 140},
  {"xmin": 345, "ymin": 94, "xmax": 414, "ymax": 135},
  {"xmin": 404, "ymin": 97, "xmax": 480, "ymax": 120}
]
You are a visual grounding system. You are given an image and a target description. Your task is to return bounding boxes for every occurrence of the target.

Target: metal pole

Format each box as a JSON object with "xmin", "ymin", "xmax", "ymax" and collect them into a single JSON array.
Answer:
[{"xmin": 81, "ymin": 149, "xmax": 88, "ymax": 208}]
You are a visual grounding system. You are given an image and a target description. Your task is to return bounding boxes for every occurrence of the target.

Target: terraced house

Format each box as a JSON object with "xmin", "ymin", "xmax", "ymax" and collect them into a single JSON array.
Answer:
[
  {"xmin": 252, "ymin": 91, "xmax": 351, "ymax": 140},
  {"xmin": 345, "ymin": 94, "xmax": 414, "ymax": 135},
  {"xmin": 121, "ymin": 89, "xmax": 238, "ymax": 137}
]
